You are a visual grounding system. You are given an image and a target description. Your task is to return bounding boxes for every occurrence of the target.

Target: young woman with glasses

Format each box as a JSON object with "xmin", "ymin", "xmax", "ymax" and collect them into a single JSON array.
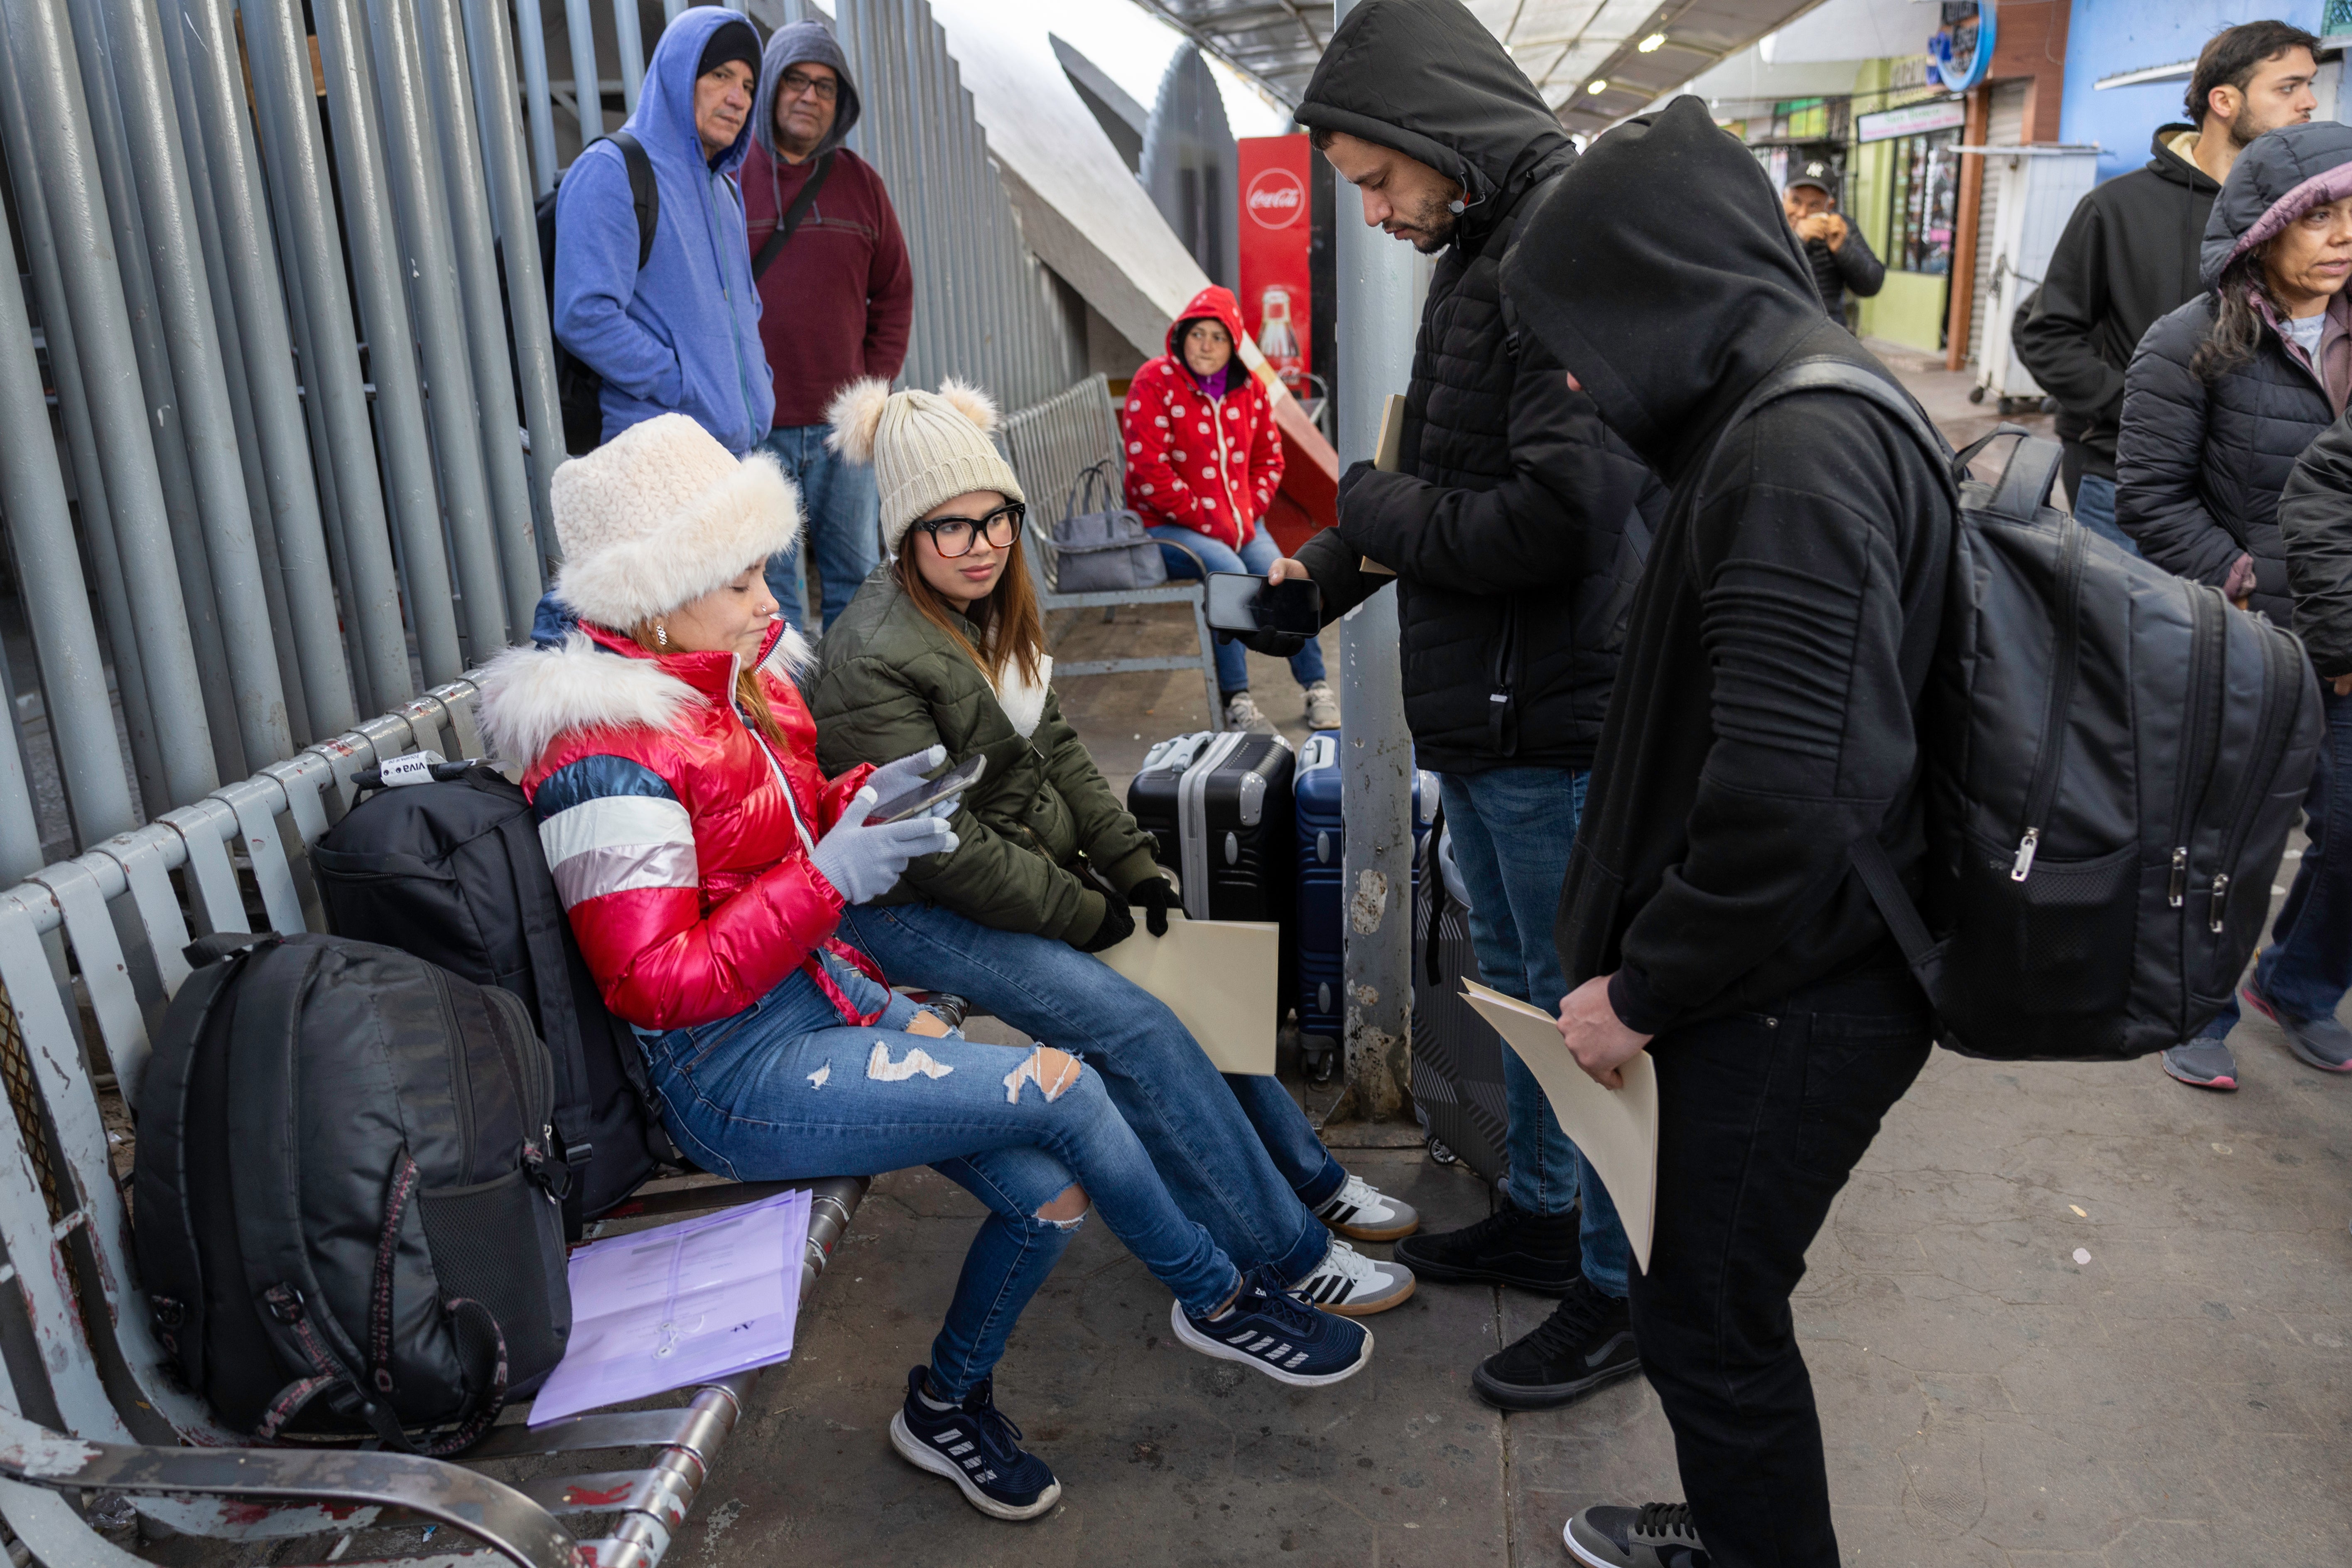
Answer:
[{"xmin": 811, "ymin": 378, "xmax": 1426, "ymax": 1336}]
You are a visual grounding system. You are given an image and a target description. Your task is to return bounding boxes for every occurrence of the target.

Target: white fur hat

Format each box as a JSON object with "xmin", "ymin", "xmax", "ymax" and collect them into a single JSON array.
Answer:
[
  {"xmin": 826, "ymin": 378, "xmax": 1024, "ymax": 555},
  {"xmin": 550, "ymin": 413, "xmax": 801, "ymax": 629}
]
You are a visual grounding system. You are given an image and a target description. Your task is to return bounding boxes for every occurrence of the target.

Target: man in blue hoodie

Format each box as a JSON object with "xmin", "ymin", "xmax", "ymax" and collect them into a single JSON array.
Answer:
[{"xmin": 554, "ymin": 9, "xmax": 772, "ymax": 456}]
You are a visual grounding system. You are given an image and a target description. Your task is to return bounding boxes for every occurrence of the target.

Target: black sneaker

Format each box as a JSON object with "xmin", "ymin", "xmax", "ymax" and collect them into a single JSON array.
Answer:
[
  {"xmin": 1170, "ymin": 1266, "xmax": 1373, "ymax": 1386},
  {"xmin": 1393, "ymin": 1198, "xmax": 1582, "ymax": 1294},
  {"xmin": 887, "ymin": 1367, "xmax": 1061, "ymax": 1521},
  {"xmin": 1472, "ymin": 1276, "xmax": 1639, "ymax": 1411},
  {"xmin": 1563, "ymin": 1502, "xmax": 1709, "ymax": 1567}
]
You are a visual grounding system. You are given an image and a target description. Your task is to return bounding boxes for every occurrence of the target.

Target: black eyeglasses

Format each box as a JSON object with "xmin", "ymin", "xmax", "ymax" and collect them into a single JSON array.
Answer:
[
  {"xmin": 912, "ymin": 501, "xmax": 1024, "ymax": 558},
  {"xmin": 779, "ymin": 70, "xmax": 839, "ymax": 102}
]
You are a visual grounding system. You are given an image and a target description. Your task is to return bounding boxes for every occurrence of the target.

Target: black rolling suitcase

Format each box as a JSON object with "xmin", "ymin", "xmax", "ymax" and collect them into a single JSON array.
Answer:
[
  {"xmin": 1126, "ymin": 731, "xmax": 1297, "ymax": 922},
  {"xmin": 1409, "ymin": 821, "xmax": 1508, "ymax": 1184}
]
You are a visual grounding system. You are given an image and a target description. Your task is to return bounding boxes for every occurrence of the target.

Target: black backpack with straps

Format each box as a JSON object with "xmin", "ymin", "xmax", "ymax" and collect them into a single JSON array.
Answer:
[
  {"xmin": 1700, "ymin": 358, "xmax": 2323, "ymax": 1061},
  {"xmin": 312, "ymin": 766, "xmax": 667, "ymax": 1227},
  {"xmin": 509, "ymin": 131, "xmax": 658, "ymax": 457},
  {"xmin": 133, "ymin": 933, "xmax": 571, "ymax": 1452}
]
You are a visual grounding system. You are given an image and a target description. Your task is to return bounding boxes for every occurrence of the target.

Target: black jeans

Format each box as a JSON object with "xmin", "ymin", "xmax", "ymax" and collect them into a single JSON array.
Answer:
[{"xmin": 1627, "ymin": 964, "xmax": 1932, "ymax": 1568}]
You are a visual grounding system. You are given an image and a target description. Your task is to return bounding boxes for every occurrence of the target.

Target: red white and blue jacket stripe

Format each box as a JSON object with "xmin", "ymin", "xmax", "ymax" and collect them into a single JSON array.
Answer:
[{"xmin": 478, "ymin": 620, "xmax": 873, "ymax": 1033}]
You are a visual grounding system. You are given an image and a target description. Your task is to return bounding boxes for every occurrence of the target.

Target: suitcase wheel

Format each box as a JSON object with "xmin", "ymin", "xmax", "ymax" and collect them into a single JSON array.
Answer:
[
  {"xmin": 1427, "ymin": 1136, "xmax": 1458, "ymax": 1167},
  {"xmin": 1300, "ymin": 1033, "xmax": 1338, "ymax": 1084}
]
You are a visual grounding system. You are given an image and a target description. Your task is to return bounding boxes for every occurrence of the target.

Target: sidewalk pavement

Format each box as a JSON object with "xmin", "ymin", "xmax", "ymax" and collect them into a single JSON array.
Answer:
[{"xmin": 678, "ymin": 352, "xmax": 2351, "ymax": 1566}]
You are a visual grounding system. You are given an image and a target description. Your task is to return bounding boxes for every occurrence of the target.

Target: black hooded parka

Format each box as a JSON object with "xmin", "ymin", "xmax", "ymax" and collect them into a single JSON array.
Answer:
[
  {"xmin": 1290, "ymin": 0, "xmax": 1665, "ymax": 775},
  {"xmin": 2118, "ymin": 120, "xmax": 2352, "ymax": 629},
  {"xmin": 1500, "ymin": 96, "xmax": 1957, "ymax": 1037}
]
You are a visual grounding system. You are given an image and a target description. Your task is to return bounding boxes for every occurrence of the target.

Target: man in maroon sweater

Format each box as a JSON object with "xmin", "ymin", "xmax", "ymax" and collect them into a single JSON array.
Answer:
[{"xmin": 744, "ymin": 20, "xmax": 913, "ymax": 632}]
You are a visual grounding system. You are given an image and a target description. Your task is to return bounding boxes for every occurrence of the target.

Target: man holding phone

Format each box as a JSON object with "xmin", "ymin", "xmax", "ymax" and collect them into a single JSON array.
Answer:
[{"xmin": 1244, "ymin": 0, "xmax": 1669, "ymax": 1413}]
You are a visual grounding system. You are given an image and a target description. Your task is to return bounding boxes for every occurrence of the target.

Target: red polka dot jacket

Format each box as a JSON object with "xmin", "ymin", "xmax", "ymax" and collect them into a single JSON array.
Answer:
[{"xmin": 1119, "ymin": 285, "xmax": 1285, "ymax": 552}]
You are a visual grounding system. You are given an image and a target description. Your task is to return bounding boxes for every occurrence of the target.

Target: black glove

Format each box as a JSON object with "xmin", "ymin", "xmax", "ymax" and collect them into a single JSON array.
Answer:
[
  {"xmin": 1336, "ymin": 458, "xmax": 1377, "ymax": 513},
  {"xmin": 1127, "ymin": 875, "xmax": 1180, "ymax": 937},
  {"xmin": 1077, "ymin": 891, "xmax": 1136, "ymax": 953}
]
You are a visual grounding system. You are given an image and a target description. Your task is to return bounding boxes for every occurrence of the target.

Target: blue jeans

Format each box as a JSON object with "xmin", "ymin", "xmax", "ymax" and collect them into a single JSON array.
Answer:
[
  {"xmin": 637, "ymin": 959, "xmax": 1238, "ymax": 1398},
  {"xmin": 1436, "ymin": 768, "xmax": 1632, "ymax": 1299},
  {"xmin": 760, "ymin": 423, "xmax": 880, "ymax": 633},
  {"xmin": 1149, "ymin": 520, "xmax": 1327, "ymax": 698},
  {"xmin": 2200, "ymin": 687, "xmax": 2352, "ymax": 1037},
  {"xmin": 839, "ymin": 900, "xmax": 1338, "ymax": 1286},
  {"xmin": 2071, "ymin": 472, "xmax": 2139, "ymax": 557}
]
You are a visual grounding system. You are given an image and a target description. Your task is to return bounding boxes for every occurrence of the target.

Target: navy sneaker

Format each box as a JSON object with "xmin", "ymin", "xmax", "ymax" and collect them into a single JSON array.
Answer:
[
  {"xmin": 887, "ymin": 1367, "xmax": 1061, "ymax": 1521},
  {"xmin": 1564, "ymin": 1502, "xmax": 1710, "ymax": 1567},
  {"xmin": 1170, "ymin": 1266, "xmax": 1373, "ymax": 1386}
]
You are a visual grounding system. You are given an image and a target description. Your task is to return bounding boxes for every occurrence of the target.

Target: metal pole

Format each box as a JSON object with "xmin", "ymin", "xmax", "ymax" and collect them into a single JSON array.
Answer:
[
  {"xmin": 309, "ymin": 0, "xmax": 469, "ymax": 688},
  {"xmin": 564, "ymin": 0, "xmax": 602, "ymax": 143},
  {"xmin": 98, "ymin": 0, "xmax": 294, "ymax": 769},
  {"xmin": 176, "ymin": 0, "xmax": 358, "ymax": 739},
  {"xmin": 660, "ymin": 0, "xmax": 683, "ymax": 24},
  {"xmin": 511, "ymin": 0, "xmax": 559, "ymax": 195},
  {"xmin": 464, "ymin": 0, "xmax": 564, "ymax": 566},
  {"xmin": 240, "ymin": 0, "xmax": 417, "ymax": 711},
  {"xmin": 364, "ymin": 0, "xmax": 512, "ymax": 663},
  {"xmin": 0, "ymin": 56, "xmax": 167, "ymax": 815},
  {"xmin": 62, "ymin": 0, "xmax": 248, "ymax": 786},
  {"xmin": 0, "ymin": 0, "xmax": 218, "ymax": 809},
  {"xmin": 611, "ymin": 0, "xmax": 643, "ymax": 115},
  {"xmin": 1333, "ymin": 0, "xmax": 1415, "ymax": 1121},
  {"xmin": 422, "ymin": 0, "xmax": 544, "ymax": 641},
  {"xmin": 0, "ymin": 218, "xmax": 136, "ymax": 843}
]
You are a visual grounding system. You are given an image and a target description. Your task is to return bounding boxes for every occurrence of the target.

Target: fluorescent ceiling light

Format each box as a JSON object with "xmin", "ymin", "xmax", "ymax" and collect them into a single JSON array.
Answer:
[
  {"xmin": 1638, "ymin": 32, "xmax": 1666, "ymax": 52},
  {"xmin": 1587, "ymin": 79, "xmax": 1608, "ymax": 94}
]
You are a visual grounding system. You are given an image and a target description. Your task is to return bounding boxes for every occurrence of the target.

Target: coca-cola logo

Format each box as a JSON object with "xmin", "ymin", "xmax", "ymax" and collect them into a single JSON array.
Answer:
[{"xmin": 1246, "ymin": 168, "xmax": 1305, "ymax": 230}]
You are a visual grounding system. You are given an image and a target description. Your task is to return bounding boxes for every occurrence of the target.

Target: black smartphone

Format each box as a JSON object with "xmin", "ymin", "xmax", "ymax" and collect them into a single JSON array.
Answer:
[
  {"xmin": 1204, "ymin": 572, "xmax": 1322, "ymax": 638},
  {"xmin": 865, "ymin": 753, "xmax": 986, "ymax": 824}
]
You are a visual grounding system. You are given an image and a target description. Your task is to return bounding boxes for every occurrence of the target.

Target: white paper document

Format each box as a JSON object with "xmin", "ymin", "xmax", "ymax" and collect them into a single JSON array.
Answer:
[
  {"xmin": 530, "ymin": 1187, "xmax": 812, "ymax": 1426},
  {"xmin": 1457, "ymin": 980, "xmax": 1659, "ymax": 1273},
  {"xmin": 1096, "ymin": 913, "xmax": 1280, "ymax": 1075}
]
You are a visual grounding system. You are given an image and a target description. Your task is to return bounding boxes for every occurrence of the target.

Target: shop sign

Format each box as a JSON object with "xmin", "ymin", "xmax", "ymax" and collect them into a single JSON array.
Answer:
[
  {"xmin": 1858, "ymin": 98, "xmax": 1966, "ymax": 142},
  {"xmin": 1237, "ymin": 136, "xmax": 1312, "ymax": 393},
  {"xmin": 1928, "ymin": 0, "xmax": 1997, "ymax": 92}
]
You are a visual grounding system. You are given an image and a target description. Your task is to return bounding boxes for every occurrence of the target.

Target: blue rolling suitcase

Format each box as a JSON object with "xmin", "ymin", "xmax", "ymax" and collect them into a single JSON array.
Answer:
[{"xmin": 1293, "ymin": 730, "xmax": 1436, "ymax": 1075}]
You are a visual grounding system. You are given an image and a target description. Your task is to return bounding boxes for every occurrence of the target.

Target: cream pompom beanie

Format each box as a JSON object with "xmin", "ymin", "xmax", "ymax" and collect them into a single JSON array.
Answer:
[
  {"xmin": 826, "ymin": 377, "xmax": 1024, "ymax": 555},
  {"xmin": 550, "ymin": 412, "xmax": 801, "ymax": 628}
]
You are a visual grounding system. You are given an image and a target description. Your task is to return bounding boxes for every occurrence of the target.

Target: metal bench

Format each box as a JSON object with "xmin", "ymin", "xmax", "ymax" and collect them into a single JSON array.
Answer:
[
  {"xmin": 998, "ymin": 374, "xmax": 1224, "ymax": 728},
  {"xmin": 0, "ymin": 678, "xmax": 865, "ymax": 1566}
]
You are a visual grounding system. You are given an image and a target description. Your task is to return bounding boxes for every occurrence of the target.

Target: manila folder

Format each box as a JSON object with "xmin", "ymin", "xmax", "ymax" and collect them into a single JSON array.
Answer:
[
  {"xmin": 1096, "ymin": 914, "xmax": 1280, "ymax": 1075},
  {"xmin": 1459, "ymin": 979, "xmax": 1658, "ymax": 1272}
]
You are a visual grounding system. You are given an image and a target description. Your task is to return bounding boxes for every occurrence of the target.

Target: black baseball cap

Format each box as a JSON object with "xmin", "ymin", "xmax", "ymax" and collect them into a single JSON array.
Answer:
[{"xmin": 1785, "ymin": 159, "xmax": 1837, "ymax": 198}]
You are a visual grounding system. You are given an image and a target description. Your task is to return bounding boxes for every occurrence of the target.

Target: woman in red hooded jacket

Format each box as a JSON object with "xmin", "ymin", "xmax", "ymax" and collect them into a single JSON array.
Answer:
[
  {"xmin": 1122, "ymin": 286, "xmax": 1338, "ymax": 733},
  {"xmin": 476, "ymin": 414, "xmax": 1367, "ymax": 1521}
]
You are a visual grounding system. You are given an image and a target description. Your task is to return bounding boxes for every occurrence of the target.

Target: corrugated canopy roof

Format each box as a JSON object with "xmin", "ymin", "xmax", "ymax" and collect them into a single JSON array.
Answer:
[{"xmin": 1128, "ymin": 0, "xmax": 1839, "ymax": 134}]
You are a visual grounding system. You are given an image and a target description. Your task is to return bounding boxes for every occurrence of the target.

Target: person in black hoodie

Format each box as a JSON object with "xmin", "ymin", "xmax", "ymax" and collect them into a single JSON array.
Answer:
[
  {"xmin": 2012, "ymin": 20, "xmax": 2315, "ymax": 551},
  {"xmin": 1501, "ymin": 96, "xmax": 1955, "ymax": 1568},
  {"xmin": 1253, "ymin": 0, "xmax": 1666, "ymax": 1414}
]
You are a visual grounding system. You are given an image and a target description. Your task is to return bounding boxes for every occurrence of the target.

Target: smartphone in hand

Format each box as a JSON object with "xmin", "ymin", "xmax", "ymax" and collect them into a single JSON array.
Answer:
[
  {"xmin": 1204, "ymin": 572, "xmax": 1322, "ymax": 638},
  {"xmin": 865, "ymin": 754, "xmax": 986, "ymax": 824}
]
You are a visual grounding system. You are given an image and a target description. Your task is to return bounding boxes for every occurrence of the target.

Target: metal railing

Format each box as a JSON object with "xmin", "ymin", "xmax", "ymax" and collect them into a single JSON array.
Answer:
[{"xmin": 0, "ymin": 0, "xmax": 564, "ymax": 876}]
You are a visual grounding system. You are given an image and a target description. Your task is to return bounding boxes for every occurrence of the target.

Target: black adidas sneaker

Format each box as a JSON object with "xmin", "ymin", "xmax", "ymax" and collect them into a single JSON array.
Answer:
[
  {"xmin": 888, "ymin": 1367, "xmax": 1061, "ymax": 1521},
  {"xmin": 1170, "ymin": 1266, "xmax": 1373, "ymax": 1386}
]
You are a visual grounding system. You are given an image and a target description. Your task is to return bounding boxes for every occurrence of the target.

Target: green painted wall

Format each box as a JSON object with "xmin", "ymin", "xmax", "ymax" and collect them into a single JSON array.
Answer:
[
  {"xmin": 1859, "ymin": 270, "xmax": 1950, "ymax": 352},
  {"xmin": 1844, "ymin": 56, "xmax": 1949, "ymax": 353}
]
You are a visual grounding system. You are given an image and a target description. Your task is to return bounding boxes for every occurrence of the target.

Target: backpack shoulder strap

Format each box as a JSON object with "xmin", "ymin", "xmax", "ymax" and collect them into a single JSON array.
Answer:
[
  {"xmin": 753, "ymin": 149, "xmax": 836, "ymax": 282},
  {"xmin": 608, "ymin": 131, "xmax": 659, "ymax": 270}
]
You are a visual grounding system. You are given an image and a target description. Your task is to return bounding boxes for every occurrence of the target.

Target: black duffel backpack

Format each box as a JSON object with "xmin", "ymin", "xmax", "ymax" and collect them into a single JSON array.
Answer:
[{"xmin": 133, "ymin": 933, "xmax": 571, "ymax": 1453}]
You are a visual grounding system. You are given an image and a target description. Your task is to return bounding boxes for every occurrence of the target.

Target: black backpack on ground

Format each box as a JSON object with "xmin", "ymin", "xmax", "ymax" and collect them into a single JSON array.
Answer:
[
  {"xmin": 500, "ymin": 131, "xmax": 657, "ymax": 457},
  {"xmin": 312, "ymin": 767, "xmax": 665, "ymax": 1226},
  {"xmin": 133, "ymin": 934, "xmax": 571, "ymax": 1453},
  {"xmin": 1702, "ymin": 358, "xmax": 2323, "ymax": 1061}
]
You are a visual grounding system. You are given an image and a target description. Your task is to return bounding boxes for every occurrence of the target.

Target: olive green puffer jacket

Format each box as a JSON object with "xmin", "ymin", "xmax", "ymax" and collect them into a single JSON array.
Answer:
[{"xmin": 808, "ymin": 568, "xmax": 1162, "ymax": 945}]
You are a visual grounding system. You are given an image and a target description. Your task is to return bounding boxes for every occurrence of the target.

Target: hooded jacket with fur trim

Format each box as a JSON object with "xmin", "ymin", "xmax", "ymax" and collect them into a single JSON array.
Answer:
[
  {"xmin": 808, "ymin": 567, "xmax": 1162, "ymax": 946},
  {"xmin": 1120, "ymin": 287, "xmax": 1283, "ymax": 551},
  {"xmin": 476, "ymin": 621, "xmax": 873, "ymax": 1032}
]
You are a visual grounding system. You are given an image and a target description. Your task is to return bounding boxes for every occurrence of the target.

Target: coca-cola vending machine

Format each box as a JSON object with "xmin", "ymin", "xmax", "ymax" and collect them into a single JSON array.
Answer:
[{"xmin": 1238, "ymin": 135, "xmax": 1311, "ymax": 395}]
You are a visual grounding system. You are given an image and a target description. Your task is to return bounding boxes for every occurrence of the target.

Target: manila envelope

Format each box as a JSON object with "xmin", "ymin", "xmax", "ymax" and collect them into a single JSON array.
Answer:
[
  {"xmin": 1459, "ymin": 979, "xmax": 1658, "ymax": 1272},
  {"xmin": 1096, "ymin": 914, "xmax": 1280, "ymax": 1075}
]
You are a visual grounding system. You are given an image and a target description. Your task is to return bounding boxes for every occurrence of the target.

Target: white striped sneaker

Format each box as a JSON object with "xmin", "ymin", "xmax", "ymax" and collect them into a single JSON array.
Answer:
[
  {"xmin": 1314, "ymin": 1173, "xmax": 1422, "ymax": 1242},
  {"xmin": 1291, "ymin": 1237, "xmax": 1416, "ymax": 1316}
]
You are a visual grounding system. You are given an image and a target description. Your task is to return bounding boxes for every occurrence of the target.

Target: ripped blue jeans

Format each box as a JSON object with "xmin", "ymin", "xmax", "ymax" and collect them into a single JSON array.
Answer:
[{"xmin": 637, "ymin": 961, "xmax": 1238, "ymax": 1398}]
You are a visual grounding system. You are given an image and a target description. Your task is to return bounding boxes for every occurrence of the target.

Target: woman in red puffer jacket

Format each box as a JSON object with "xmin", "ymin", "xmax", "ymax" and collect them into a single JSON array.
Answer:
[
  {"xmin": 475, "ymin": 413, "xmax": 1355, "ymax": 1521},
  {"xmin": 1121, "ymin": 285, "xmax": 1337, "ymax": 734}
]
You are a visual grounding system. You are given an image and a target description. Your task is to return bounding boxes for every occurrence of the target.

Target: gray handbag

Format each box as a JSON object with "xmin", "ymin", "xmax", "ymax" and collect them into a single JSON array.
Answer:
[{"xmin": 1050, "ymin": 460, "xmax": 1180, "ymax": 592}]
